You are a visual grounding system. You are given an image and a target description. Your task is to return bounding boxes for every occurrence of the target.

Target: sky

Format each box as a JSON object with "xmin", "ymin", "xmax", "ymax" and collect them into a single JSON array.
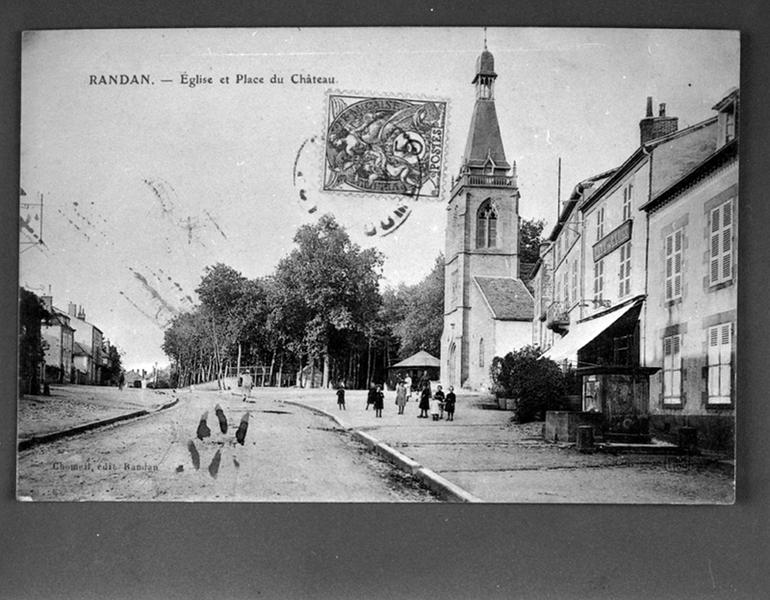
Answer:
[{"xmin": 19, "ymin": 28, "xmax": 739, "ymax": 370}]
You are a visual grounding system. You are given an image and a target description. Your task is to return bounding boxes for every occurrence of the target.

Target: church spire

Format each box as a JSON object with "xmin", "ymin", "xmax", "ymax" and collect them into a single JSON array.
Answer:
[{"xmin": 462, "ymin": 43, "xmax": 511, "ymax": 174}]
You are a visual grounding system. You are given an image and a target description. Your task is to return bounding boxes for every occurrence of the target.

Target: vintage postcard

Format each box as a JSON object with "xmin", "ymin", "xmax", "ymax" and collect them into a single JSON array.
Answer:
[{"xmin": 17, "ymin": 27, "xmax": 738, "ymax": 502}]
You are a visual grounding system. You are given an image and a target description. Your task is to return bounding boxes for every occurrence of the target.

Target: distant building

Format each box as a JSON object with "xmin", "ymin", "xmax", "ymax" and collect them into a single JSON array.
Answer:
[
  {"xmin": 62, "ymin": 301, "xmax": 104, "ymax": 385},
  {"xmin": 441, "ymin": 44, "xmax": 533, "ymax": 390},
  {"xmin": 40, "ymin": 296, "xmax": 74, "ymax": 383}
]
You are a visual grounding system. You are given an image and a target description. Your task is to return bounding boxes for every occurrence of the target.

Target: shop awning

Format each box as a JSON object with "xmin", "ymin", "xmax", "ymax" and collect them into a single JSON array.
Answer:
[{"xmin": 541, "ymin": 300, "xmax": 642, "ymax": 364}]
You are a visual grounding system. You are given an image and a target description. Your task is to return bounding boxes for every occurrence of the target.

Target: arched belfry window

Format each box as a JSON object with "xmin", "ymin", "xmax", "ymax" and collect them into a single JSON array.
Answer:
[{"xmin": 476, "ymin": 200, "xmax": 498, "ymax": 249}]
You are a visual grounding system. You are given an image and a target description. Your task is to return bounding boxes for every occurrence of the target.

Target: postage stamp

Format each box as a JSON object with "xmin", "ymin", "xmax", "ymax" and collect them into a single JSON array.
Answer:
[{"xmin": 323, "ymin": 94, "xmax": 448, "ymax": 198}]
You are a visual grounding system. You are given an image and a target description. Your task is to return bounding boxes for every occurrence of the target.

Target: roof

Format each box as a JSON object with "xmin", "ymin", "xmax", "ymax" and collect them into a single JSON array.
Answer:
[
  {"xmin": 391, "ymin": 351, "xmax": 441, "ymax": 369},
  {"xmin": 579, "ymin": 116, "xmax": 717, "ymax": 214},
  {"xmin": 473, "ymin": 49, "xmax": 496, "ymax": 81},
  {"xmin": 72, "ymin": 341, "xmax": 92, "ymax": 357},
  {"xmin": 712, "ymin": 87, "xmax": 739, "ymax": 111},
  {"xmin": 463, "ymin": 99, "xmax": 510, "ymax": 169},
  {"xmin": 549, "ymin": 169, "xmax": 617, "ymax": 242},
  {"xmin": 474, "ymin": 276, "xmax": 534, "ymax": 321},
  {"xmin": 641, "ymin": 138, "xmax": 738, "ymax": 213}
]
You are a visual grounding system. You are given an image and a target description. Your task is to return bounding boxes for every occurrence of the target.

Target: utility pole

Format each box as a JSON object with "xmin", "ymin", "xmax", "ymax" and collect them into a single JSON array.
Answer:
[{"xmin": 557, "ymin": 157, "xmax": 562, "ymax": 219}]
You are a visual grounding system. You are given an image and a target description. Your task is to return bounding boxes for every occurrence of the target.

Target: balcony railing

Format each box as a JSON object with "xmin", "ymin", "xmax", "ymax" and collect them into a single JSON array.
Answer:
[
  {"xmin": 451, "ymin": 173, "xmax": 516, "ymax": 191},
  {"xmin": 546, "ymin": 301, "xmax": 570, "ymax": 331}
]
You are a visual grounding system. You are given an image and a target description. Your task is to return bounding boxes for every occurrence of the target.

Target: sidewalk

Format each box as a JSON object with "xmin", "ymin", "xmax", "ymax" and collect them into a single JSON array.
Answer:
[
  {"xmin": 280, "ymin": 388, "xmax": 735, "ymax": 504},
  {"xmin": 18, "ymin": 385, "xmax": 178, "ymax": 448}
]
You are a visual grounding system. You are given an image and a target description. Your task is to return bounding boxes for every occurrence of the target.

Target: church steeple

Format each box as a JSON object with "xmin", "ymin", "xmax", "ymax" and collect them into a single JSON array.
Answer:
[{"xmin": 462, "ymin": 44, "xmax": 511, "ymax": 175}]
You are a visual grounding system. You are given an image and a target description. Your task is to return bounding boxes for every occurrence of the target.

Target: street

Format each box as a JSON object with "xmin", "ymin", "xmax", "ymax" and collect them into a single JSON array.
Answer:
[{"xmin": 17, "ymin": 387, "xmax": 438, "ymax": 502}]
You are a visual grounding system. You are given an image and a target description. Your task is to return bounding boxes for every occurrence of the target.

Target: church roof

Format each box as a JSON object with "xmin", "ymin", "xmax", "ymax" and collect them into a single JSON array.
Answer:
[
  {"xmin": 463, "ymin": 100, "xmax": 510, "ymax": 168},
  {"xmin": 474, "ymin": 277, "xmax": 534, "ymax": 321},
  {"xmin": 473, "ymin": 49, "xmax": 496, "ymax": 81}
]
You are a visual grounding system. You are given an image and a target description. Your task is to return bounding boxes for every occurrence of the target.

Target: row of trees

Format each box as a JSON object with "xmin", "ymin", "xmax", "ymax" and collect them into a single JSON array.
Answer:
[
  {"xmin": 163, "ymin": 215, "xmax": 426, "ymax": 389},
  {"xmin": 163, "ymin": 214, "xmax": 544, "ymax": 390}
]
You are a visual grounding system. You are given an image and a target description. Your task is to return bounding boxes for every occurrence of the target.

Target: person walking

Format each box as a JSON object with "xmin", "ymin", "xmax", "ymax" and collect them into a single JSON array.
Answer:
[
  {"xmin": 434, "ymin": 385, "xmax": 445, "ymax": 420},
  {"xmin": 418, "ymin": 383, "xmax": 430, "ymax": 418},
  {"xmin": 444, "ymin": 386, "xmax": 456, "ymax": 421},
  {"xmin": 366, "ymin": 384, "xmax": 376, "ymax": 410},
  {"xmin": 336, "ymin": 382, "xmax": 346, "ymax": 410},
  {"xmin": 374, "ymin": 385, "xmax": 384, "ymax": 418},
  {"xmin": 395, "ymin": 380, "xmax": 408, "ymax": 415}
]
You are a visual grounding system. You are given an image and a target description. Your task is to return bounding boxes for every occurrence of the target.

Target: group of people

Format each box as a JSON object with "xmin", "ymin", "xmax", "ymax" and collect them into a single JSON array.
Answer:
[{"xmin": 335, "ymin": 379, "xmax": 457, "ymax": 421}]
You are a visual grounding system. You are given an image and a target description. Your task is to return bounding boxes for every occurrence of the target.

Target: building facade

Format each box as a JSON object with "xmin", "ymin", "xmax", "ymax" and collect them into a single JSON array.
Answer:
[
  {"xmin": 441, "ymin": 45, "xmax": 533, "ymax": 390},
  {"xmin": 536, "ymin": 91, "xmax": 738, "ymax": 452},
  {"xmin": 641, "ymin": 89, "xmax": 738, "ymax": 454},
  {"xmin": 40, "ymin": 296, "xmax": 75, "ymax": 383}
]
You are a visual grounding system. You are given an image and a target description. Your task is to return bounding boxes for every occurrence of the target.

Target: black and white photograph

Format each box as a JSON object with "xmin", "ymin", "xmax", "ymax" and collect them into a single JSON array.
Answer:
[{"xmin": 17, "ymin": 27, "xmax": 739, "ymax": 503}]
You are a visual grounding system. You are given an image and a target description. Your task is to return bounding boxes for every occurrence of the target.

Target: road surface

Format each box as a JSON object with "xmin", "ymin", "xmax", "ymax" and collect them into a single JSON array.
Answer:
[{"xmin": 17, "ymin": 389, "xmax": 437, "ymax": 502}]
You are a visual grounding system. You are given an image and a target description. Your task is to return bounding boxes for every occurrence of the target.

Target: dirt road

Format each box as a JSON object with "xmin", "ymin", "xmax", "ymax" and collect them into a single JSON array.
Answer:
[{"xmin": 17, "ymin": 389, "xmax": 437, "ymax": 502}]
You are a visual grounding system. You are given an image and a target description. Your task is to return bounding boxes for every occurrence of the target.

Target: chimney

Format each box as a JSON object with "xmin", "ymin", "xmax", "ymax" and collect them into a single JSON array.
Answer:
[
  {"xmin": 77, "ymin": 305, "xmax": 86, "ymax": 320},
  {"xmin": 68, "ymin": 302, "xmax": 77, "ymax": 316},
  {"xmin": 639, "ymin": 96, "xmax": 679, "ymax": 145}
]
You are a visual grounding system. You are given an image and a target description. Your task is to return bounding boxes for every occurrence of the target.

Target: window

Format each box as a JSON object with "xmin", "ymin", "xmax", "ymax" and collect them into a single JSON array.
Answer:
[
  {"xmin": 613, "ymin": 334, "xmax": 633, "ymax": 366},
  {"xmin": 622, "ymin": 184, "xmax": 633, "ymax": 221},
  {"xmin": 596, "ymin": 207, "xmax": 605, "ymax": 241},
  {"xmin": 563, "ymin": 270, "xmax": 570, "ymax": 306},
  {"xmin": 662, "ymin": 334, "xmax": 682, "ymax": 405},
  {"xmin": 593, "ymin": 259, "xmax": 604, "ymax": 303},
  {"xmin": 709, "ymin": 200, "xmax": 733, "ymax": 285},
  {"xmin": 476, "ymin": 201, "xmax": 497, "ymax": 249},
  {"xmin": 707, "ymin": 323, "xmax": 732, "ymax": 405},
  {"xmin": 479, "ymin": 338, "xmax": 485, "ymax": 367},
  {"xmin": 665, "ymin": 229, "xmax": 683, "ymax": 301},
  {"xmin": 618, "ymin": 242, "xmax": 631, "ymax": 298},
  {"xmin": 725, "ymin": 109, "xmax": 736, "ymax": 143},
  {"xmin": 571, "ymin": 259, "xmax": 578, "ymax": 307}
]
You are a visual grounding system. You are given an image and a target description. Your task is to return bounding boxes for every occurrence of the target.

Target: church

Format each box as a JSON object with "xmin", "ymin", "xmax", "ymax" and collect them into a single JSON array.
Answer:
[{"xmin": 441, "ymin": 44, "xmax": 534, "ymax": 390}]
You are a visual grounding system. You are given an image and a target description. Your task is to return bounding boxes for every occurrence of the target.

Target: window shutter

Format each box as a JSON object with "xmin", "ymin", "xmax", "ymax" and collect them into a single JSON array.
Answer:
[{"xmin": 721, "ymin": 201, "xmax": 732, "ymax": 280}]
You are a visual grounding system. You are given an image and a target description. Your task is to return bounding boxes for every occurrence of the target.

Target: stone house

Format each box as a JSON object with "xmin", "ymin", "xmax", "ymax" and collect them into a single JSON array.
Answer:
[{"xmin": 640, "ymin": 89, "xmax": 738, "ymax": 454}]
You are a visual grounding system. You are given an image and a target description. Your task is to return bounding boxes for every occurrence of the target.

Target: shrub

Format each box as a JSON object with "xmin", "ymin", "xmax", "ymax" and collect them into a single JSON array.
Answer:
[{"xmin": 490, "ymin": 345, "xmax": 567, "ymax": 422}]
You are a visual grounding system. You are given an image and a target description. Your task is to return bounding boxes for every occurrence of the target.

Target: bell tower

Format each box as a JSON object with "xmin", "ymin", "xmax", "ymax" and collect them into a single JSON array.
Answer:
[{"xmin": 441, "ymin": 43, "xmax": 522, "ymax": 389}]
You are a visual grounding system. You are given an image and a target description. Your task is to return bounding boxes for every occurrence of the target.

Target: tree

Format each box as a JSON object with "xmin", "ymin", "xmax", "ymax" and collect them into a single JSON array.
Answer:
[
  {"xmin": 195, "ymin": 263, "xmax": 248, "ymax": 387},
  {"xmin": 102, "ymin": 344, "xmax": 123, "ymax": 385},
  {"xmin": 519, "ymin": 218, "xmax": 546, "ymax": 265},
  {"xmin": 273, "ymin": 214, "xmax": 384, "ymax": 388},
  {"xmin": 19, "ymin": 288, "xmax": 49, "ymax": 395},
  {"xmin": 392, "ymin": 254, "xmax": 445, "ymax": 359},
  {"xmin": 490, "ymin": 345, "xmax": 567, "ymax": 422}
]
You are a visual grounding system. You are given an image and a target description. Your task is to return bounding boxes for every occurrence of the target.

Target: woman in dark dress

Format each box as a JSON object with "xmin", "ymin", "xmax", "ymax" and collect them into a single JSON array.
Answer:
[
  {"xmin": 418, "ymin": 383, "xmax": 430, "ymax": 418},
  {"xmin": 374, "ymin": 385, "xmax": 384, "ymax": 417}
]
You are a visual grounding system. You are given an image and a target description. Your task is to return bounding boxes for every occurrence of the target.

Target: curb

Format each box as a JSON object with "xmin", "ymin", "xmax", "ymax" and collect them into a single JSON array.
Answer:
[
  {"xmin": 18, "ymin": 396, "xmax": 181, "ymax": 452},
  {"xmin": 284, "ymin": 400, "xmax": 482, "ymax": 503}
]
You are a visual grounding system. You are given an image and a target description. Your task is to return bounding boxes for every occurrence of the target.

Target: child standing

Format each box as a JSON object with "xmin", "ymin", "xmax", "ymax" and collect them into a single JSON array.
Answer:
[
  {"xmin": 433, "ymin": 385, "xmax": 445, "ymax": 421},
  {"xmin": 395, "ymin": 381, "xmax": 408, "ymax": 415},
  {"xmin": 418, "ymin": 383, "xmax": 431, "ymax": 418},
  {"xmin": 336, "ymin": 382, "xmax": 346, "ymax": 410},
  {"xmin": 374, "ymin": 385, "xmax": 384, "ymax": 418},
  {"xmin": 444, "ymin": 386, "xmax": 456, "ymax": 421}
]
